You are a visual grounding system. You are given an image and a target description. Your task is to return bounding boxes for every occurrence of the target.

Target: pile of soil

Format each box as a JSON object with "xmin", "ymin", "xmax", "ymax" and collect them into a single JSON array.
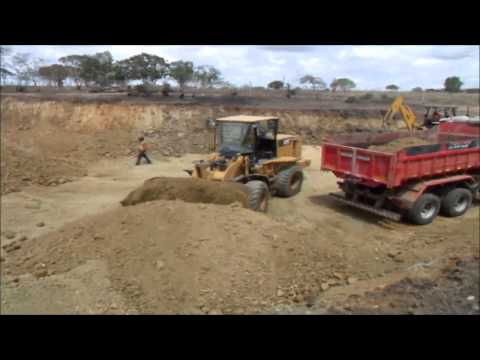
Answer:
[
  {"xmin": 5, "ymin": 200, "xmax": 327, "ymax": 314},
  {"xmin": 121, "ymin": 177, "xmax": 248, "ymax": 207},
  {"xmin": 369, "ymin": 137, "xmax": 434, "ymax": 152}
]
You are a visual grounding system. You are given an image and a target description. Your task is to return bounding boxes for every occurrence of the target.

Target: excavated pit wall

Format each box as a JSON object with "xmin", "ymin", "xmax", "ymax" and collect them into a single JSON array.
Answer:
[{"xmin": 1, "ymin": 97, "xmax": 392, "ymax": 140}]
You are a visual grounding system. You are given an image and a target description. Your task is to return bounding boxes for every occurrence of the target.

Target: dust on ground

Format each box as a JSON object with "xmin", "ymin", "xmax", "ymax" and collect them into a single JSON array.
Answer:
[{"xmin": 121, "ymin": 177, "xmax": 248, "ymax": 208}]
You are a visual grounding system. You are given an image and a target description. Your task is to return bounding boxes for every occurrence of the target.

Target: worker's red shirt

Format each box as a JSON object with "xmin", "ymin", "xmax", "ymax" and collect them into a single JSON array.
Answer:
[{"xmin": 139, "ymin": 142, "xmax": 147, "ymax": 152}]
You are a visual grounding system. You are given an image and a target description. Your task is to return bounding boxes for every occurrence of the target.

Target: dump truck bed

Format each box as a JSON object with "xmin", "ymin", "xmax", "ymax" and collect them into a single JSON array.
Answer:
[{"xmin": 321, "ymin": 121, "xmax": 480, "ymax": 189}]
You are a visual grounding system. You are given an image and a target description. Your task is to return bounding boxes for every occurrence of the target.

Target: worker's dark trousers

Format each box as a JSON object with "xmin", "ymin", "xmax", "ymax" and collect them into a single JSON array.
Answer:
[{"xmin": 136, "ymin": 151, "xmax": 152, "ymax": 165}]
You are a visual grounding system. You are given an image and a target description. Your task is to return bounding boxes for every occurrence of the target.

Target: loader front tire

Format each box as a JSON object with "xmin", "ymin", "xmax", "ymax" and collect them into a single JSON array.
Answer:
[
  {"xmin": 246, "ymin": 181, "xmax": 269, "ymax": 213},
  {"xmin": 274, "ymin": 166, "xmax": 304, "ymax": 198}
]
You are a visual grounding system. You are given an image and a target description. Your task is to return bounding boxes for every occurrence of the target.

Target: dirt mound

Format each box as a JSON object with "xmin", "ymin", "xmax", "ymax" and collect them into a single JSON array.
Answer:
[
  {"xmin": 5, "ymin": 200, "xmax": 325, "ymax": 314},
  {"xmin": 369, "ymin": 137, "xmax": 434, "ymax": 152},
  {"xmin": 121, "ymin": 177, "xmax": 248, "ymax": 207}
]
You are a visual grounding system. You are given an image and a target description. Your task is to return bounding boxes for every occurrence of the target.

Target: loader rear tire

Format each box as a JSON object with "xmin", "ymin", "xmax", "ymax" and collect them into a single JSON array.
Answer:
[
  {"xmin": 441, "ymin": 188, "xmax": 472, "ymax": 217},
  {"xmin": 407, "ymin": 193, "xmax": 441, "ymax": 225},
  {"xmin": 246, "ymin": 181, "xmax": 269, "ymax": 213},
  {"xmin": 274, "ymin": 166, "xmax": 304, "ymax": 198}
]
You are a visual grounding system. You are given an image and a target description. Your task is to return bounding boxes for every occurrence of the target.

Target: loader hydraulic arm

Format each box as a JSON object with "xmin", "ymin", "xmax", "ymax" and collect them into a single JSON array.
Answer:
[{"xmin": 383, "ymin": 96, "xmax": 417, "ymax": 134}]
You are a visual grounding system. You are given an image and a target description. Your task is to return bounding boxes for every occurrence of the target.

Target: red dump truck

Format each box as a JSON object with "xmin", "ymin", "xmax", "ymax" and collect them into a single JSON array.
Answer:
[{"xmin": 321, "ymin": 120, "xmax": 480, "ymax": 224}]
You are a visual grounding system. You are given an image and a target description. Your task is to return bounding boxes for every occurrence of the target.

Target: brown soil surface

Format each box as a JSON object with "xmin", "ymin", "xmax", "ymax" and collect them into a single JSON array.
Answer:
[
  {"xmin": 325, "ymin": 255, "xmax": 480, "ymax": 315},
  {"xmin": 121, "ymin": 177, "xmax": 248, "ymax": 208},
  {"xmin": 0, "ymin": 100, "xmax": 212, "ymax": 194},
  {"xmin": 2, "ymin": 146, "xmax": 478, "ymax": 314},
  {"xmin": 1, "ymin": 97, "xmax": 478, "ymax": 315},
  {"xmin": 369, "ymin": 137, "xmax": 434, "ymax": 152},
  {"xmin": 4, "ymin": 200, "xmax": 322, "ymax": 315}
]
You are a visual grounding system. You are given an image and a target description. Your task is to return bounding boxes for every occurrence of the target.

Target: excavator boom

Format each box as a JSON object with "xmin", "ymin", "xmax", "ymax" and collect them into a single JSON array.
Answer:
[{"xmin": 382, "ymin": 96, "xmax": 417, "ymax": 133}]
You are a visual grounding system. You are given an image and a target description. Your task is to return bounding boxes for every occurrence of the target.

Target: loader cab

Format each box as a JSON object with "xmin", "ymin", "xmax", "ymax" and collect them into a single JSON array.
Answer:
[{"xmin": 215, "ymin": 115, "xmax": 279, "ymax": 162}]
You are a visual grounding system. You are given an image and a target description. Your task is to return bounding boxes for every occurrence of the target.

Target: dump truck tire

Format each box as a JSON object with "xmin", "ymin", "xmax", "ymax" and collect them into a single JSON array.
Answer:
[
  {"xmin": 441, "ymin": 188, "xmax": 472, "ymax": 217},
  {"xmin": 407, "ymin": 193, "xmax": 441, "ymax": 225},
  {"xmin": 246, "ymin": 181, "xmax": 269, "ymax": 213},
  {"xmin": 274, "ymin": 166, "xmax": 304, "ymax": 198}
]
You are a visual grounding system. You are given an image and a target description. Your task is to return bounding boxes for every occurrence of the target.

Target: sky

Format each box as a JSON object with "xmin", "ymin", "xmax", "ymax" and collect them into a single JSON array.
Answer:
[{"xmin": 4, "ymin": 45, "xmax": 480, "ymax": 90}]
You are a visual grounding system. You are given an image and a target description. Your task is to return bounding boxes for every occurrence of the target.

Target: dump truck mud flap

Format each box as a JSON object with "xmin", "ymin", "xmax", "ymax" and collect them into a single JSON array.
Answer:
[{"xmin": 329, "ymin": 192, "xmax": 402, "ymax": 221}]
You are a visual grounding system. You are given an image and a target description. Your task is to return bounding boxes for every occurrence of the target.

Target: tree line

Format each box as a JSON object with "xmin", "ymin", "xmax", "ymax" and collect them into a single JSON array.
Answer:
[
  {"xmin": 268, "ymin": 76, "xmax": 357, "ymax": 93},
  {"xmin": 0, "ymin": 47, "xmax": 468, "ymax": 95},
  {"xmin": 267, "ymin": 75, "xmax": 466, "ymax": 94},
  {"xmin": 0, "ymin": 47, "xmax": 224, "ymax": 94}
]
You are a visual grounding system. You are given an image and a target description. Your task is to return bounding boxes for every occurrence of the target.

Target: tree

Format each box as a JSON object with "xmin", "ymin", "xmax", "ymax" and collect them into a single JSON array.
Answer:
[
  {"xmin": 108, "ymin": 63, "xmax": 128, "ymax": 86},
  {"xmin": 58, "ymin": 55, "xmax": 86, "ymax": 88},
  {"xmin": 0, "ymin": 46, "xmax": 13, "ymax": 79},
  {"xmin": 161, "ymin": 82, "xmax": 172, "ymax": 97},
  {"xmin": 38, "ymin": 64, "xmax": 69, "ymax": 87},
  {"xmin": 214, "ymin": 80, "xmax": 235, "ymax": 91},
  {"xmin": 268, "ymin": 80, "xmax": 284, "ymax": 90},
  {"xmin": 0, "ymin": 67, "xmax": 13, "ymax": 85},
  {"xmin": 300, "ymin": 75, "xmax": 326, "ymax": 90},
  {"xmin": 194, "ymin": 65, "xmax": 222, "ymax": 88},
  {"xmin": 117, "ymin": 53, "xmax": 168, "ymax": 85},
  {"xmin": 330, "ymin": 78, "xmax": 356, "ymax": 92},
  {"xmin": 78, "ymin": 51, "xmax": 115, "ymax": 87},
  {"xmin": 386, "ymin": 84, "xmax": 399, "ymax": 91},
  {"xmin": 168, "ymin": 61, "xmax": 194, "ymax": 95},
  {"xmin": 285, "ymin": 83, "xmax": 297, "ymax": 98},
  {"xmin": 9, "ymin": 53, "xmax": 44, "ymax": 87},
  {"xmin": 444, "ymin": 76, "xmax": 463, "ymax": 93},
  {"xmin": 412, "ymin": 87, "xmax": 423, "ymax": 92}
]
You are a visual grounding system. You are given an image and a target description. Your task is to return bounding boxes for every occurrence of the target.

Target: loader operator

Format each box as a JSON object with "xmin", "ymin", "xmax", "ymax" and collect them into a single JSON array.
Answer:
[{"xmin": 136, "ymin": 136, "xmax": 152, "ymax": 165}]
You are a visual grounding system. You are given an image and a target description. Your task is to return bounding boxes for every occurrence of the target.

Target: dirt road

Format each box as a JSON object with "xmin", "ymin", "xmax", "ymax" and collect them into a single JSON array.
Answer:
[{"xmin": 1, "ymin": 146, "xmax": 478, "ymax": 314}]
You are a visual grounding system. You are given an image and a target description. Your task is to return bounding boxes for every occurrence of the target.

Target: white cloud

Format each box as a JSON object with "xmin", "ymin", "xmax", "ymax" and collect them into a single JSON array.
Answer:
[{"xmin": 413, "ymin": 57, "xmax": 444, "ymax": 66}]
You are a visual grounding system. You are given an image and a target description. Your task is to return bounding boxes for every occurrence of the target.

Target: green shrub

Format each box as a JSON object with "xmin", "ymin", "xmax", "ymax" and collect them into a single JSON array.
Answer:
[
  {"xmin": 360, "ymin": 92, "xmax": 374, "ymax": 100},
  {"xmin": 381, "ymin": 93, "xmax": 393, "ymax": 102}
]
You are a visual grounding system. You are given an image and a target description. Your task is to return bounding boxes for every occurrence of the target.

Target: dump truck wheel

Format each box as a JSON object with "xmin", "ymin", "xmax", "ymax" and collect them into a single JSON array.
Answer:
[
  {"xmin": 407, "ymin": 193, "xmax": 441, "ymax": 225},
  {"xmin": 274, "ymin": 166, "xmax": 304, "ymax": 198},
  {"xmin": 441, "ymin": 188, "xmax": 472, "ymax": 217},
  {"xmin": 245, "ymin": 181, "xmax": 269, "ymax": 212}
]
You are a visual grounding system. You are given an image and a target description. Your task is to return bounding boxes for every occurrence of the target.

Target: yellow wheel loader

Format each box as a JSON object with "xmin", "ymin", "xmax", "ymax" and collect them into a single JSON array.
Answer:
[{"xmin": 185, "ymin": 115, "xmax": 311, "ymax": 212}]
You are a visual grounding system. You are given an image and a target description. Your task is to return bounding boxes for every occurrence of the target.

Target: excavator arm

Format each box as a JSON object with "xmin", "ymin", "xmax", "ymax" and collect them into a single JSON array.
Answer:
[{"xmin": 382, "ymin": 96, "xmax": 417, "ymax": 134}]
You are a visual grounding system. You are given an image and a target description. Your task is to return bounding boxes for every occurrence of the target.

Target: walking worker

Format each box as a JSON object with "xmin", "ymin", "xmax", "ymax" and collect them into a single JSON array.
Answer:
[{"xmin": 136, "ymin": 136, "xmax": 152, "ymax": 165}]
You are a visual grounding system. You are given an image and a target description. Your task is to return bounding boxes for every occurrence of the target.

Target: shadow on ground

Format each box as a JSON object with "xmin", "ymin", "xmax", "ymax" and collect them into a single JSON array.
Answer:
[{"xmin": 308, "ymin": 194, "xmax": 404, "ymax": 229}]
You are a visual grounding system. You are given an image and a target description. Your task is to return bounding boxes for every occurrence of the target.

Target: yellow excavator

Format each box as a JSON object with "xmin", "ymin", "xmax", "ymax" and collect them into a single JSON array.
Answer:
[{"xmin": 382, "ymin": 96, "xmax": 418, "ymax": 134}]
